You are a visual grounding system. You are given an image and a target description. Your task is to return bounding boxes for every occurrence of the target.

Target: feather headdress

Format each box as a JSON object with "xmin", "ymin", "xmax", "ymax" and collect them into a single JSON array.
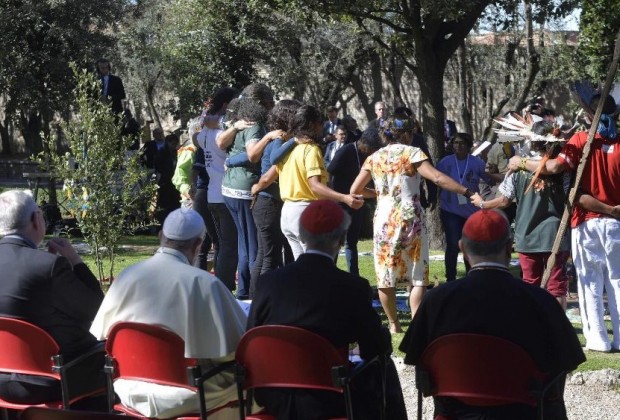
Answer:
[{"xmin": 494, "ymin": 112, "xmax": 570, "ymax": 194}]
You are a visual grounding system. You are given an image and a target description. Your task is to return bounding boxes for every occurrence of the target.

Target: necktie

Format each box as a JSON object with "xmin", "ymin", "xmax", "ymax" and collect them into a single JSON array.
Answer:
[{"xmin": 103, "ymin": 76, "xmax": 109, "ymax": 97}]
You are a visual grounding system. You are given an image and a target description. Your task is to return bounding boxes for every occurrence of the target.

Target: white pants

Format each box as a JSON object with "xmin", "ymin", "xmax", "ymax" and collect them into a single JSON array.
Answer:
[
  {"xmin": 281, "ymin": 201, "xmax": 311, "ymax": 260},
  {"xmin": 572, "ymin": 218, "xmax": 620, "ymax": 351}
]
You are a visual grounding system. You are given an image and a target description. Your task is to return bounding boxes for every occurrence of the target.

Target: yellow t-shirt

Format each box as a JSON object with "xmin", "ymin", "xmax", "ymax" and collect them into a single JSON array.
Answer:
[{"xmin": 277, "ymin": 142, "xmax": 327, "ymax": 201}]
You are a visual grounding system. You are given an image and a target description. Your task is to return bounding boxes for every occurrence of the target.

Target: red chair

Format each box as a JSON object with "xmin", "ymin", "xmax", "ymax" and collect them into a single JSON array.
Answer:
[
  {"xmin": 0, "ymin": 317, "xmax": 105, "ymax": 417},
  {"xmin": 104, "ymin": 321, "xmax": 236, "ymax": 420},
  {"xmin": 235, "ymin": 325, "xmax": 384, "ymax": 420},
  {"xmin": 20, "ymin": 406, "xmax": 128, "ymax": 419},
  {"xmin": 415, "ymin": 333, "xmax": 565, "ymax": 420}
]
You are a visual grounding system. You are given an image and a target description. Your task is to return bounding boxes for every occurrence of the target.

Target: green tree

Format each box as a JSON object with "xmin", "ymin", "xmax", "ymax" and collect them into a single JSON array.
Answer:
[
  {"xmin": 578, "ymin": 0, "xmax": 620, "ymax": 80},
  {"xmin": 39, "ymin": 66, "xmax": 156, "ymax": 283},
  {"xmin": 0, "ymin": 0, "xmax": 127, "ymax": 155}
]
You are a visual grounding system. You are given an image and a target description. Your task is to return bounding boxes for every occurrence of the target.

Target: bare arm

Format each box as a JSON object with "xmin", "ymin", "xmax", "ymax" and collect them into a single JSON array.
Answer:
[
  {"xmin": 417, "ymin": 161, "xmax": 468, "ymax": 195},
  {"xmin": 251, "ymin": 165, "xmax": 278, "ymax": 195},
  {"xmin": 471, "ymin": 193, "xmax": 511, "ymax": 210},
  {"xmin": 215, "ymin": 120, "xmax": 254, "ymax": 150},
  {"xmin": 246, "ymin": 130, "xmax": 286, "ymax": 163},
  {"xmin": 308, "ymin": 176, "xmax": 364, "ymax": 209},
  {"xmin": 577, "ymin": 192, "xmax": 620, "ymax": 219},
  {"xmin": 350, "ymin": 169, "xmax": 377, "ymax": 198},
  {"xmin": 507, "ymin": 156, "xmax": 566, "ymax": 175}
]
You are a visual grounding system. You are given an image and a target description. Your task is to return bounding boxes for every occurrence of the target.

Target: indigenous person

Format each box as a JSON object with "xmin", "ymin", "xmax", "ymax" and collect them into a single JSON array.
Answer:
[
  {"xmin": 472, "ymin": 121, "xmax": 570, "ymax": 308},
  {"xmin": 350, "ymin": 117, "xmax": 481, "ymax": 332},
  {"xmin": 90, "ymin": 208, "xmax": 246, "ymax": 419},
  {"xmin": 327, "ymin": 128, "xmax": 382, "ymax": 276},
  {"xmin": 436, "ymin": 133, "xmax": 489, "ymax": 282},
  {"xmin": 0, "ymin": 190, "xmax": 105, "ymax": 404},
  {"xmin": 248, "ymin": 200, "xmax": 407, "ymax": 420},
  {"xmin": 400, "ymin": 210, "xmax": 585, "ymax": 419},
  {"xmin": 508, "ymin": 94, "xmax": 620, "ymax": 352}
]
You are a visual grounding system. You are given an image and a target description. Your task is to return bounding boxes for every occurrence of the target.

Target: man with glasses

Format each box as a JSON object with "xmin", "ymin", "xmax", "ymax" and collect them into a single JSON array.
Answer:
[{"xmin": 0, "ymin": 190, "xmax": 104, "ymax": 405}]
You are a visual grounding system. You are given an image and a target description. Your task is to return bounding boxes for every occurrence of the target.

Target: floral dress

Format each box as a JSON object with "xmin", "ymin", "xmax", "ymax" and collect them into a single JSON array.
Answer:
[{"xmin": 363, "ymin": 143, "xmax": 429, "ymax": 288}]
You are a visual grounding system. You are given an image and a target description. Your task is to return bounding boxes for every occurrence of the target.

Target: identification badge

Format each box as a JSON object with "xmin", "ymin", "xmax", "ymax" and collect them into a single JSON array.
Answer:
[
  {"xmin": 458, "ymin": 194, "xmax": 468, "ymax": 205},
  {"xmin": 602, "ymin": 144, "xmax": 615, "ymax": 154}
]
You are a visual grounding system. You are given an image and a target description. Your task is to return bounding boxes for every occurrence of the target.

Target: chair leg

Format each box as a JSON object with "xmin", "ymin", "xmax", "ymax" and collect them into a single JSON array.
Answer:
[{"xmin": 417, "ymin": 390, "xmax": 422, "ymax": 420}]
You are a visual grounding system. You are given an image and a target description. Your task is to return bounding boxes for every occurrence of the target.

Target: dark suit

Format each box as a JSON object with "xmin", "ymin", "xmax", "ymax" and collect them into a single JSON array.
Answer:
[
  {"xmin": 400, "ymin": 267, "xmax": 585, "ymax": 419},
  {"xmin": 0, "ymin": 236, "xmax": 104, "ymax": 403},
  {"xmin": 366, "ymin": 118, "xmax": 386, "ymax": 131},
  {"xmin": 140, "ymin": 141, "xmax": 181, "ymax": 225},
  {"xmin": 101, "ymin": 74, "xmax": 126, "ymax": 115},
  {"xmin": 248, "ymin": 253, "xmax": 405, "ymax": 420},
  {"xmin": 322, "ymin": 118, "xmax": 341, "ymax": 139}
]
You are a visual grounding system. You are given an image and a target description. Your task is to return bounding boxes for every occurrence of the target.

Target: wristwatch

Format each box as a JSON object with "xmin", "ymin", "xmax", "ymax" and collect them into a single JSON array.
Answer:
[{"xmin": 479, "ymin": 201, "xmax": 485, "ymax": 209}]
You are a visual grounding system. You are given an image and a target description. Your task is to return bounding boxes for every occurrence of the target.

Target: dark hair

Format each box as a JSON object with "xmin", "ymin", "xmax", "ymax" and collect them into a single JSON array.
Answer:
[
  {"xmin": 326, "ymin": 105, "xmax": 338, "ymax": 113},
  {"xmin": 589, "ymin": 94, "xmax": 617, "ymax": 115},
  {"xmin": 96, "ymin": 58, "xmax": 111, "ymax": 74},
  {"xmin": 289, "ymin": 105, "xmax": 322, "ymax": 140},
  {"xmin": 241, "ymin": 83, "xmax": 274, "ymax": 105},
  {"xmin": 165, "ymin": 133, "xmax": 179, "ymax": 144},
  {"xmin": 335, "ymin": 124, "xmax": 347, "ymax": 133},
  {"xmin": 267, "ymin": 99, "xmax": 303, "ymax": 131},
  {"xmin": 532, "ymin": 121, "xmax": 554, "ymax": 136},
  {"xmin": 358, "ymin": 128, "xmax": 382, "ymax": 151},
  {"xmin": 381, "ymin": 117, "xmax": 415, "ymax": 143},
  {"xmin": 394, "ymin": 106, "xmax": 413, "ymax": 118},
  {"xmin": 236, "ymin": 97, "xmax": 268, "ymax": 124},
  {"xmin": 207, "ymin": 87, "xmax": 238, "ymax": 115},
  {"xmin": 224, "ymin": 98, "xmax": 241, "ymax": 122},
  {"xmin": 450, "ymin": 132, "xmax": 473, "ymax": 148}
]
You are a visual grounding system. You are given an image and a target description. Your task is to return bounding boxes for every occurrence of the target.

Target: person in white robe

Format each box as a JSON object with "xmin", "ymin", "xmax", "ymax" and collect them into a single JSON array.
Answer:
[{"xmin": 90, "ymin": 208, "xmax": 247, "ymax": 419}]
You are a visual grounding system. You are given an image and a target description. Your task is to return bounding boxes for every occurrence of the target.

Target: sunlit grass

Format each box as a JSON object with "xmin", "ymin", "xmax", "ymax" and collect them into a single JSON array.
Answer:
[{"xmin": 68, "ymin": 235, "xmax": 617, "ymax": 372}]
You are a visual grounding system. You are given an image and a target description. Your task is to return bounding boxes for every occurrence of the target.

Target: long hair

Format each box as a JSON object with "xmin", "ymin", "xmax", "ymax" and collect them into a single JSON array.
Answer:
[
  {"xmin": 207, "ymin": 87, "xmax": 239, "ymax": 115},
  {"xmin": 289, "ymin": 105, "xmax": 322, "ymax": 141},
  {"xmin": 268, "ymin": 99, "xmax": 303, "ymax": 131}
]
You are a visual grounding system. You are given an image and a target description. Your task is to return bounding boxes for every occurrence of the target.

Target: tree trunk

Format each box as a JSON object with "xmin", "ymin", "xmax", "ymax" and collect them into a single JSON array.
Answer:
[
  {"xmin": 514, "ymin": 0, "xmax": 540, "ymax": 112},
  {"xmin": 19, "ymin": 112, "xmax": 43, "ymax": 155},
  {"xmin": 457, "ymin": 41, "xmax": 474, "ymax": 135},
  {"xmin": 416, "ymin": 52, "xmax": 447, "ymax": 250},
  {"xmin": 0, "ymin": 119, "xmax": 11, "ymax": 155}
]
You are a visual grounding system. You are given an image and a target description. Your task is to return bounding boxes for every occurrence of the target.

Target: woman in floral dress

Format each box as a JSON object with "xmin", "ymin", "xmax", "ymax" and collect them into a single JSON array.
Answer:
[{"xmin": 351, "ymin": 117, "xmax": 480, "ymax": 333}]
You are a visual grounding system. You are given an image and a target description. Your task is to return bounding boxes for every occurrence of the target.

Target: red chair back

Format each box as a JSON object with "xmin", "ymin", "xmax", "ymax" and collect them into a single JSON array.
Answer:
[
  {"xmin": 418, "ymin": 333, "xmax": 545, "ymax": 407},
  {"xmin": 236, "ymin": 325, "xmax": 347, "ymax": 393},
  {"xmin": 0, "ymin": 317, "xmax": 59, "ymax": 380},
  {"xmin": 105, "ymin": 322, "xmax": 196, "ymax": 390}
]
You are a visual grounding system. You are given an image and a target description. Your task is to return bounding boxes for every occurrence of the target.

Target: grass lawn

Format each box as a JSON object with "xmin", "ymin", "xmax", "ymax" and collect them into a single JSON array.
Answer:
[{"xmin": 73, "ymin": 235, "xmax": 620, "ymax": 372}]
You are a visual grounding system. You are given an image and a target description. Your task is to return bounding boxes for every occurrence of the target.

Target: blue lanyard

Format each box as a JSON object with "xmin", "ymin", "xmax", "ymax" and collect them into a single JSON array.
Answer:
[{"xmin": 454, "ymin": 155, "xmax": 470, "ymax": 183}]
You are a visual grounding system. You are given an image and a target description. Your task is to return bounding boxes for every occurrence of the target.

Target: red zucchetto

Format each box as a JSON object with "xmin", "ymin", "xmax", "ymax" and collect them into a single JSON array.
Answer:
[
  {"xmin": 463, "ymin": 210, "xmax": 509, "ymax": 242},
  {"xmin": 300, "ymin": 200, "xmax": 345, "ymax": 234}
]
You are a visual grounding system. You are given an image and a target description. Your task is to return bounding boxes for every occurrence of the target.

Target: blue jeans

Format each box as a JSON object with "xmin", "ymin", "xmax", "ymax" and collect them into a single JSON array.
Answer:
[
  {"xmin": 223, "ymin": 196, "xmax": 258, "ymax": 299},
  {"xmin": 440, "ymin": 209, "xmax": 470, "ymax": 281},
  {"xmin": 207, "ymin": 202, "xmax": 238, "ymax": 292}
]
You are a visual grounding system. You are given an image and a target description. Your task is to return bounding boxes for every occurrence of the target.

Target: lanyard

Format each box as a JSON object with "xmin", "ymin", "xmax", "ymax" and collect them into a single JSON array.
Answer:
[{"xmin": 454, "ymin": 155, "xmax": 470, "ymax": 183}]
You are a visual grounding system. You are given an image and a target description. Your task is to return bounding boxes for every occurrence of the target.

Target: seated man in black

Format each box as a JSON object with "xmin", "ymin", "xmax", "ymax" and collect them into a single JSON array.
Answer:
[
  {"xmin": 400, "ymin": 209, "xmax": 585, "ymax": 419},
  {"xmin": 0, "ymin": 190, "xmax": 105, "ymax": 405},
  {"xmin": 248, "ymin": 200, "xmax": 407, "ymax": 420}
]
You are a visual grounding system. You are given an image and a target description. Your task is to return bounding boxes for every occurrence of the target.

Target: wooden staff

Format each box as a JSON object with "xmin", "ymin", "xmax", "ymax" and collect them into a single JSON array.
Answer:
[{"xmin": 541, "ymin": 31, "xmax": 620, "ymax": 288}]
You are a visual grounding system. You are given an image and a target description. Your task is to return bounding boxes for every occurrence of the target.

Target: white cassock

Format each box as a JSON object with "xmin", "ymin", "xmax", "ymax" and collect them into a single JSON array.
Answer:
[{"xmin": 90, "ymin": 247, "xmax": 247, "ymax": 419}]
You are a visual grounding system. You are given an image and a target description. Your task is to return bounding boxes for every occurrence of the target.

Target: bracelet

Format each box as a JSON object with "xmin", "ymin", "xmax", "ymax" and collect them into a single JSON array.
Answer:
[
  {"xmin": 479, "ymin": 201, "xmax": 485, "ymax": 209},
  {"xmin": 520, "ymin": 157, "xmax": 528, "ymax": 171}
]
